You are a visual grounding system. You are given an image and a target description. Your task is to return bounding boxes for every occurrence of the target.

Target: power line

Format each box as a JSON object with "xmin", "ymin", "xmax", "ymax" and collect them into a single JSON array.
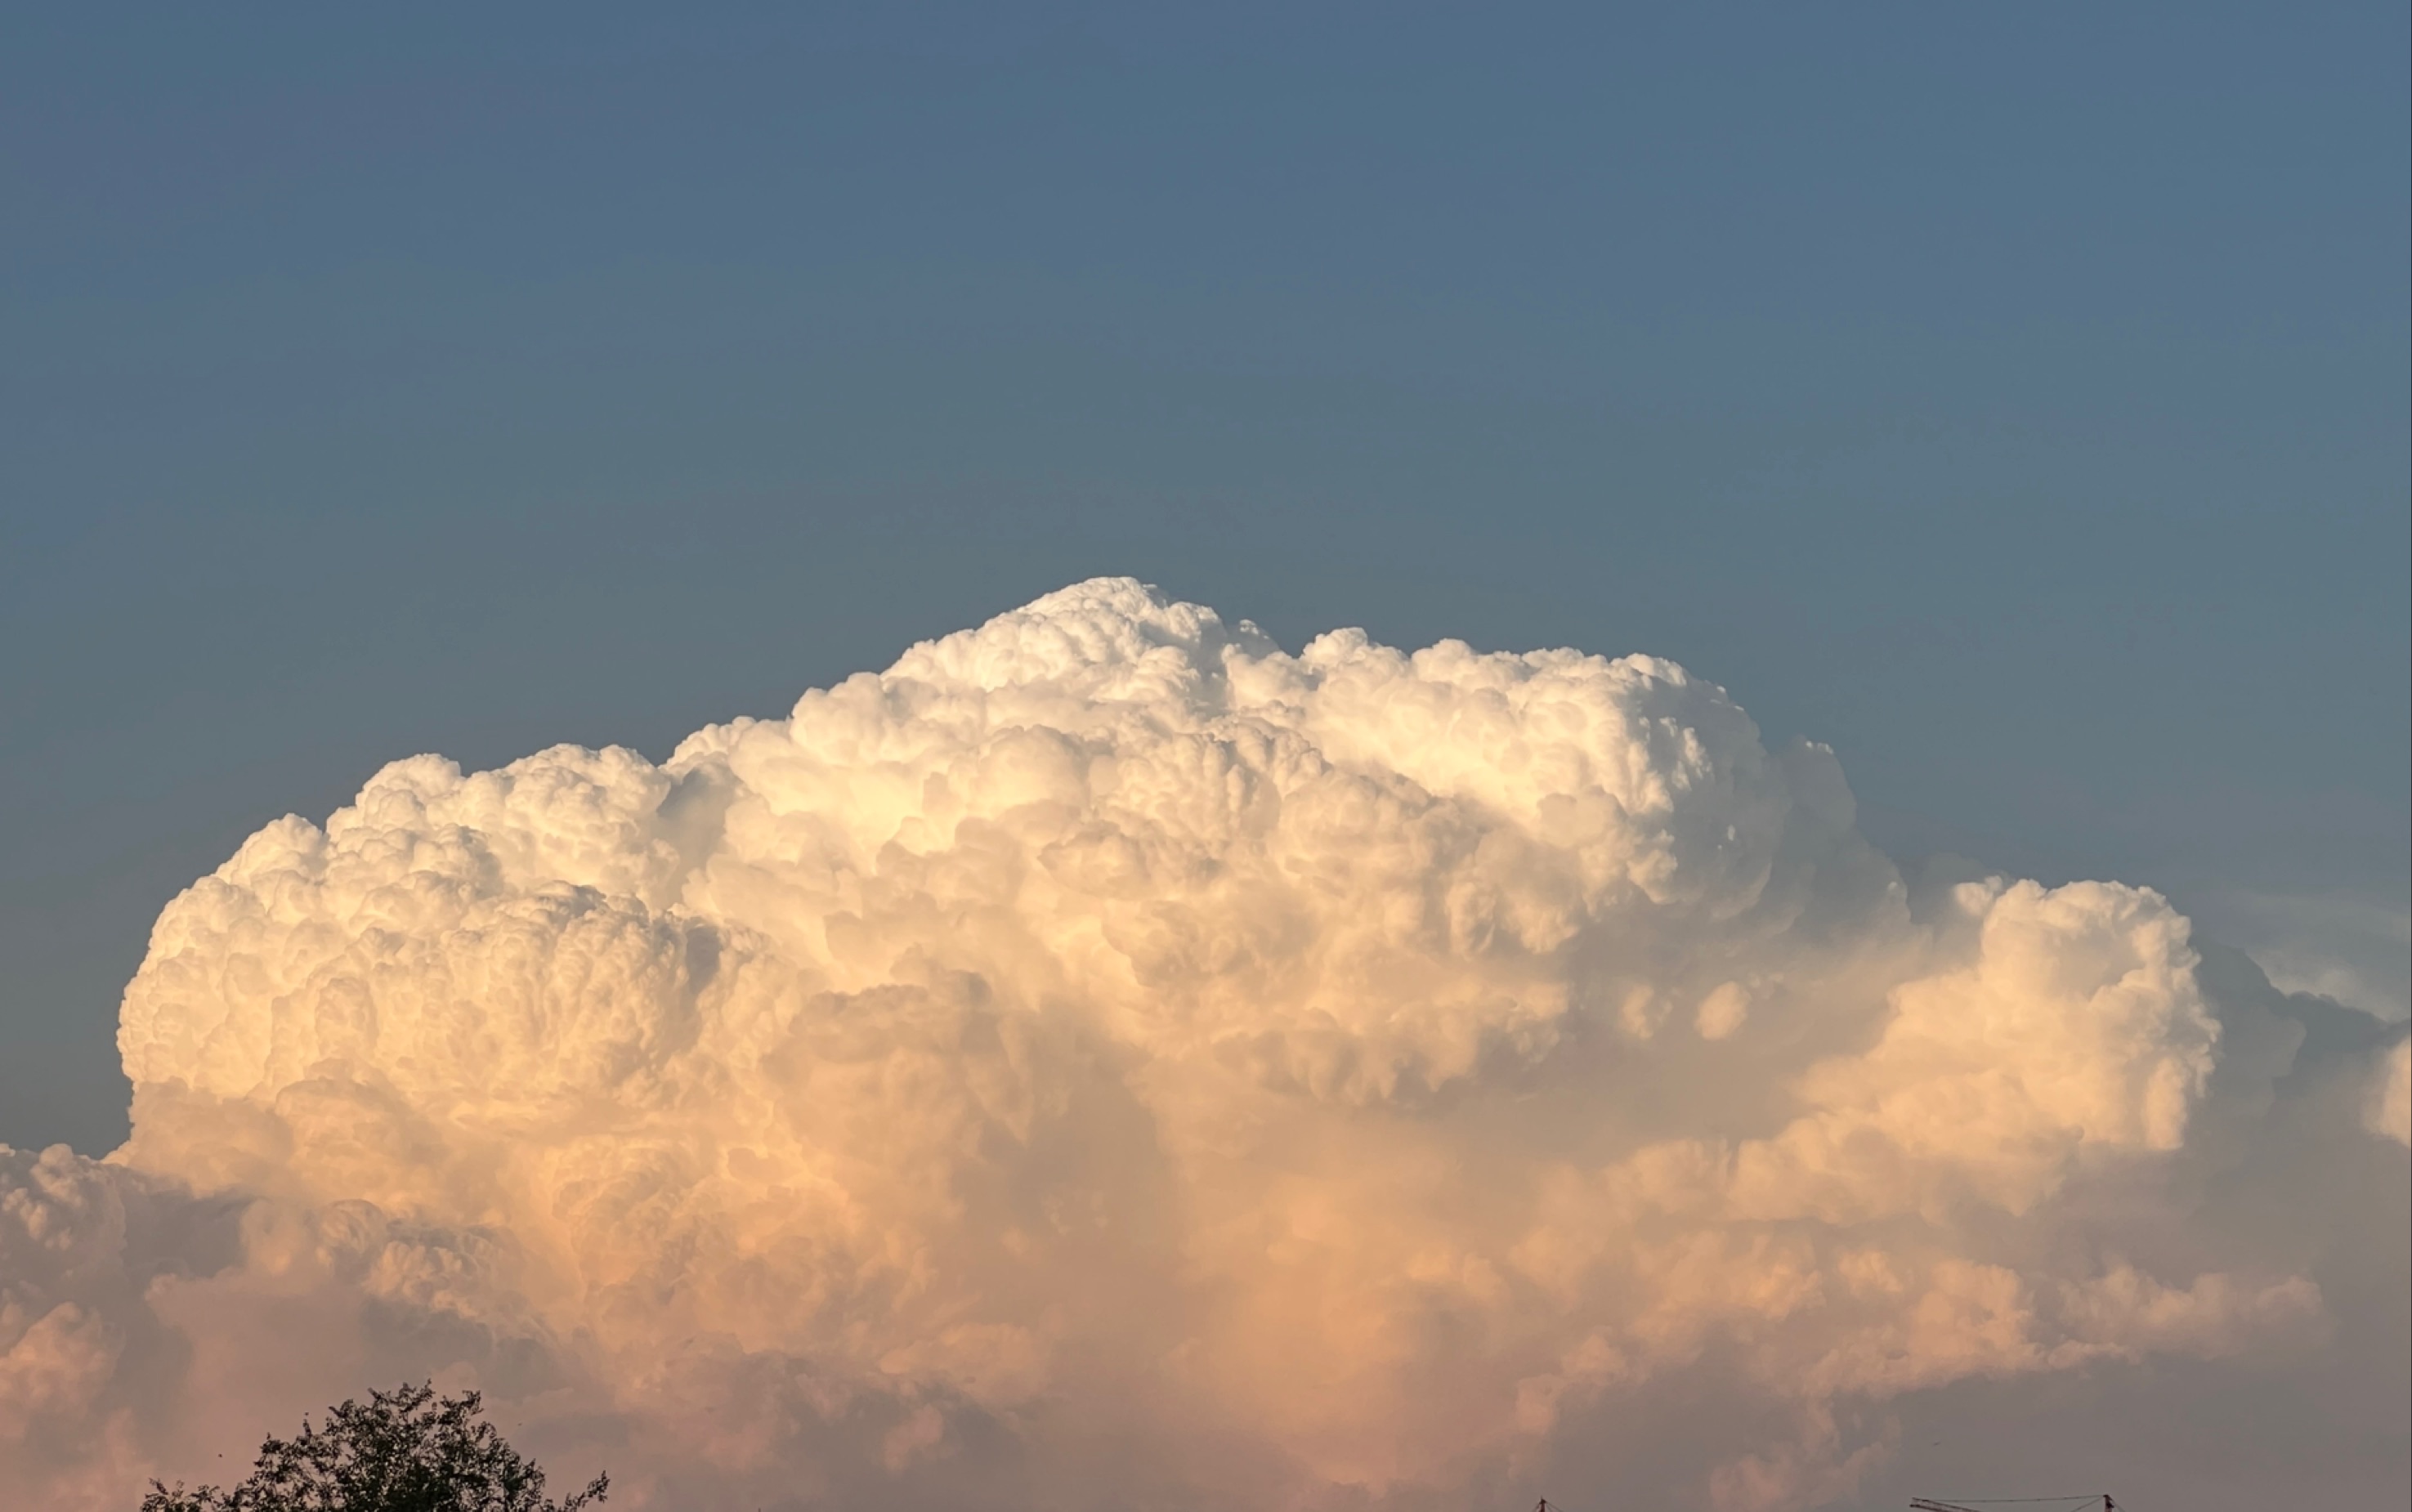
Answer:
[{"xmin": 1911, "ymin": 1496, "xmax": 2107, "ymax": 1512}]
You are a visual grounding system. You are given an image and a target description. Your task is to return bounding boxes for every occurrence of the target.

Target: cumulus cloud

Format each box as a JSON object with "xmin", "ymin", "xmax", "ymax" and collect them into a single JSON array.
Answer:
[{"xmin": 2, "ymin": 579, "xmax": 2403, "ymax": 1510}]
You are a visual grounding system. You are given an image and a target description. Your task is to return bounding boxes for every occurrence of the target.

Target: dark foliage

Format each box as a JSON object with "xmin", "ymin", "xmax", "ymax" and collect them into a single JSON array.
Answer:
[{"xmin": 140, "ymin": 1383, "xmax": 606, "ymax": 1512}]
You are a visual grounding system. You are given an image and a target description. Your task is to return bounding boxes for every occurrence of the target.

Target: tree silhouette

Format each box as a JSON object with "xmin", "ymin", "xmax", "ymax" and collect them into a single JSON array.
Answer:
[{"xmin": 140, "ymin": 1383, "xmax": 607, "ymax": 1512}]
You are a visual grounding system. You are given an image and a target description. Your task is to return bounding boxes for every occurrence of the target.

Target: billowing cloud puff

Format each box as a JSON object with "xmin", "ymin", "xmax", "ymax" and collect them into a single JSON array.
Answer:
[
  {"xmin": 2374, "ymin": 1039, "xmax": 2412, "ymax": 1147},
  {"xmin": 2, "ymin": 579, "xmax": 2403, "ymax": 1510}
]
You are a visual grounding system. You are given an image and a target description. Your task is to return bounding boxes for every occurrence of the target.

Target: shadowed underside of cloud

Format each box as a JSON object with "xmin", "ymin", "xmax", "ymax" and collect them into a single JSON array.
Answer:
[{"xmin": 2, "ymin": 579, "xmax": 2404, "ymax": 1510}]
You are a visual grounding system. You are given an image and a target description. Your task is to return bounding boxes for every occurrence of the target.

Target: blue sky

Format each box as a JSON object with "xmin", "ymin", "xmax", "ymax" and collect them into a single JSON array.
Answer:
[{"xmin": 3, "ymin": 2, "xmax": 2405, "ymax": 1152}]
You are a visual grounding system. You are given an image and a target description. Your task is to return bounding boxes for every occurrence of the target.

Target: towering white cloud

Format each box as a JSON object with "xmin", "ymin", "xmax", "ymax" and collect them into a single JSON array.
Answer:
[{"xmin": 2, "ymin": 579, "xmax": 2402, "ymax": 1510}]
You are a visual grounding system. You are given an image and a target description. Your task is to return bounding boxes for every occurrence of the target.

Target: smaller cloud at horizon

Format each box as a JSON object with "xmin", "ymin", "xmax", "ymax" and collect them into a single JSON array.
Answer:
[{"xmin": 2193, "ymin": 888, "xmax": 2412, "ymax": 1022}]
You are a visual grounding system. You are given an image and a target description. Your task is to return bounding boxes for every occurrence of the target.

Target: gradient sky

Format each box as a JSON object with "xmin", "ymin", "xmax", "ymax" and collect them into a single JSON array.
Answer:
[{"xmin": 2, "ymin": 0, "xmax": 2405, "ymax": 1160}]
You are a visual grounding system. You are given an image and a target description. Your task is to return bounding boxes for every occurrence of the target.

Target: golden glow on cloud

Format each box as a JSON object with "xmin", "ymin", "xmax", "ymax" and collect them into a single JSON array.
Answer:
[{"xmin": 1, "ymin": 580, "xmax": 2400, "ymax": 1510}]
